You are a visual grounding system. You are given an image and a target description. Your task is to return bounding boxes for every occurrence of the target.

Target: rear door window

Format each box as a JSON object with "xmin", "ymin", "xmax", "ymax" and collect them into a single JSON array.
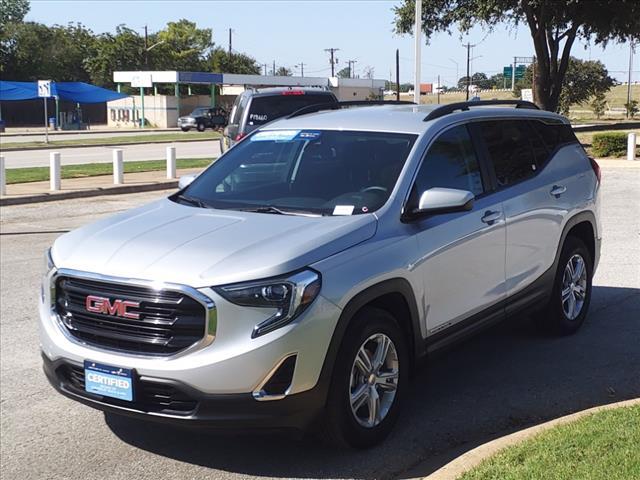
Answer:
[
  {"xmin": 246, "ymin": 94, "xmax": 335, "ymax": 127},
  {"xmin": 530, "ymin": 120, "xmax": 578, "ymax": 153},
  {"xmin": 476, "ymin": 120, "xmax": 544, "ymax": 188}
]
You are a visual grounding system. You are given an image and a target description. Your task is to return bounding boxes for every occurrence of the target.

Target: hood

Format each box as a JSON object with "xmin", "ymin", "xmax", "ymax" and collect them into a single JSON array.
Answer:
[{"xmin": 52, "ymin": 198, "xmax": 377, "ymax": 287}]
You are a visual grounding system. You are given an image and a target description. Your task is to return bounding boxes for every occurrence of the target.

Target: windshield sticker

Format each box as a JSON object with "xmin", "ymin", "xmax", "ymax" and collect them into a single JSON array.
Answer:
[
  {"xmin": 249, "ymin": 113, "xmax": 268, "ymax": 122},
  {"xmin": 296, "ymin": 131, "xmax": 322, "ymax": 140},
  {"xmin": 333, "ymin": 205, "xmax": 355, "ymax": 216},
  {"xmin": 250, "ymin": 130, "xmax": 300, "ymax": 142}
]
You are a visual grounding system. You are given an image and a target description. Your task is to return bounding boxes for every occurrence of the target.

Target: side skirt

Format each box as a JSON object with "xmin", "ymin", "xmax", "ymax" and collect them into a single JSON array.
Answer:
[{"xmin": 425, "ymin": 265, "xmax": 555, "ymax": 355}]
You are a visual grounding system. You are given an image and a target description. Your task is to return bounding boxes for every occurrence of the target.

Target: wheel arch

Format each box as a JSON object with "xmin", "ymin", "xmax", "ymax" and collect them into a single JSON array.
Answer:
[
  {"xmin": 314, "ymin": 279, "xmax": 424, "ymax": 403},
  {"xmin": 554, "ymin": 211, "xmax": 598, "ymax": 274}
]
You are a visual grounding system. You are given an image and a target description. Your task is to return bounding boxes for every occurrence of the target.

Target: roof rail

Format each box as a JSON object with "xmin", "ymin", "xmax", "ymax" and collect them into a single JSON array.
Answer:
[
  {"xmin": 423, "ymin": 100, "xmax": 539, "ymax": 122},
  {"xmin": 287, "ymin": 100, "xmax": 416, "ymax": 119}
]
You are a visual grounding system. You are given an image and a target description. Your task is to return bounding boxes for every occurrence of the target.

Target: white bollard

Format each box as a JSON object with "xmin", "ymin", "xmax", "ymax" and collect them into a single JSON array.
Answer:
[
  {"xmin": 166, "ymin": 146, "xmax": 176, "ymax": 179},
  {"xmin": 50, "ymin": 152, "xmax": 61, "ymax": 191},
  {"xmin": 113, "ymin": 149, "xmax": 124, "ymax": 184},
  {"xmin": 0, "ymin": 155, "xmax": 5, "ymax": 196},
  {"xmin": 628, "ymin": 133, "xmax": 637, "ymax": 161}
]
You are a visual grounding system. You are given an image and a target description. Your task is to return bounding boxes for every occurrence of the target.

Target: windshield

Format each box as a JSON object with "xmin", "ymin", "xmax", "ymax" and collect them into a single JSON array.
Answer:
[
  {"xmin": 179, "ymin": 129, "xmax": 417, "ymax": 216},
  {"xmin": 190, "ymin": 108, "xmax": 209, "ymax": 117}
]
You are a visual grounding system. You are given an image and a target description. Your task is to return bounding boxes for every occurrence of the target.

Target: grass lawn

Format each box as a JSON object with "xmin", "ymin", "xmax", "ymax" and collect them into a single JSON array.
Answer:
[
  {"xmin": 459, "ymin": 404, "xmax": 640, "ymax": 480},
  {"xmin": 1, "ymin": 131, "xmax": 220, "ymax": 150},
  {"xmin": 5, "ymin": 158, "xmax": 215, "ymax": 184}
]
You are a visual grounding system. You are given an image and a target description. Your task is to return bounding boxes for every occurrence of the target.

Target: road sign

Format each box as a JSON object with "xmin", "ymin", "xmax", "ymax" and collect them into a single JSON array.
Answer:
[
  {"xmin": 521, "ymin": 88, "xmax": 534, "ymax": 102},
  {"xmin": 38, "ymin": 80, "xmax": 52, "ymax": 98},
  {"xmin": 131, "ymin": 73, "xmax": 152, "ymax": 88},
  {"xmin": 515, "ymin": 65, "xmax": 527, "ymax": 80},
  {"xmin": 503, "ymin": 66, "xmax": 512, "ymax": 77}
]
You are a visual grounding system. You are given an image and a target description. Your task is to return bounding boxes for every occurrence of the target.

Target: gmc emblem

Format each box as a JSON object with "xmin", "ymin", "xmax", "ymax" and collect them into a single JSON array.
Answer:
[{"xmin": 85, "ymin": 295, "xmax": 140, "ymax": 320}]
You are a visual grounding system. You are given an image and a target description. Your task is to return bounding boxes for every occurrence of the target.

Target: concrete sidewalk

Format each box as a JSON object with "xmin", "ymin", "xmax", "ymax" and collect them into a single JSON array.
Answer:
[{"xmin": 0, "ymin": 168, "xmax": 201, "ymax": 206}]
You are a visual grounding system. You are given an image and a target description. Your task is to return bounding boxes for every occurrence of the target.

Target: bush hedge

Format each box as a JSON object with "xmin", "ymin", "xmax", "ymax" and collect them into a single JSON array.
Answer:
[{"xmin": 591, "ymin": 132, "xmax": 631, "ymax": 157}]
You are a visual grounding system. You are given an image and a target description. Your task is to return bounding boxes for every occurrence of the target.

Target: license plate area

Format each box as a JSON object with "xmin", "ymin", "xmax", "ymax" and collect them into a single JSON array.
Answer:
[{"xmin": 84, "ymin": 361, "xmax": 133, "ymax": 402}]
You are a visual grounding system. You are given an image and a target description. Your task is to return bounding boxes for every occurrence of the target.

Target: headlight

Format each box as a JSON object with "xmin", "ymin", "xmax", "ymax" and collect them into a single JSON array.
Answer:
[
  {"xmin": 42, "ymin": 248, "xmax": 56, "ymax": 304},
  {"xmin": 214, "ymin": 270, "xmax": 321, "ymax": 338}
]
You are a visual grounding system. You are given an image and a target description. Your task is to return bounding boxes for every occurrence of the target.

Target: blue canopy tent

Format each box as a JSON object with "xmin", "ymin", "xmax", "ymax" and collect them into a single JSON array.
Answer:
[{"xmin": 0, "ymin": 80, "xmax": 127, "ymax": 129}]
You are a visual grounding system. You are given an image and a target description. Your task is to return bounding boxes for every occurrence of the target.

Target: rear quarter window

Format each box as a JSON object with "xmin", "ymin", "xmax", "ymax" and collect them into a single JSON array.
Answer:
[{"xmin": 530, "ymin": 120, "xmax": 579, "ymax": 153}]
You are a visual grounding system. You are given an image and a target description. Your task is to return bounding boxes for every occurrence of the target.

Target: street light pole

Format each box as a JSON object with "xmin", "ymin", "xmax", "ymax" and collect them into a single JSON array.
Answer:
[
  {"xmin": 627, "ymin": 40, "xmax": 635, "ymax": 119},
  {"xmin": 413, "ymin": 0, "xmax": 422, "ymax": 105}
]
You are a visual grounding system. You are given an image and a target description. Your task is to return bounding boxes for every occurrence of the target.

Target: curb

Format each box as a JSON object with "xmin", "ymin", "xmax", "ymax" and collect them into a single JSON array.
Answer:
[
  {"xmin": 423, "ymin": 398, "xmax": 640, "ymax": 480},
  {"xmin": 0, "ymin": 181, "xmax": 177, "ymax": 206},
  {"xmin": 1, "ymin": 136, "xmax": 220, "ymax": 152},
  {"xmin": 0, "ymin": 128, "xmax": 180, "ymax": 137}
]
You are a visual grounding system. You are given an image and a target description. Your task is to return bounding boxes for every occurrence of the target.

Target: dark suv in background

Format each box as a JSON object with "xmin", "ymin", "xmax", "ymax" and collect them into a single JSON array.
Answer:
[
  {"xmin": 223, "ymin": 87, "xmax": 337, "ymax": 147},
  {"xmin": 178, "ymin": 107, "xmax": 229, "ymax": 132}
]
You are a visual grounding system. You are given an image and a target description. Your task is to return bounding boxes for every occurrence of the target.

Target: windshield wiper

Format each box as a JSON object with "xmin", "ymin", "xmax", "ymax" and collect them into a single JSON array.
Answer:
[
  {"xmin": 175, "ymin": 193, "xmax": 211, "ymax": 209},
  {"xmin": 241, "ymin": 205, "xmax": 321, "ymax": 217}
]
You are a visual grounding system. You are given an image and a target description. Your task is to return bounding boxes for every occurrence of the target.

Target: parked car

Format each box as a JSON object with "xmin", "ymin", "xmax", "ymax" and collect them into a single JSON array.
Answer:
[
  {"xmin": 41, "ymin": 100, "xmax": 601, "ymax": 448},
  {"xmin": 178, "ymin": 106, "xmax": 228, "ymax": 132},
  {"xmin": 223, "ymin": 87, "xmax": 337, "ymax": 148}
]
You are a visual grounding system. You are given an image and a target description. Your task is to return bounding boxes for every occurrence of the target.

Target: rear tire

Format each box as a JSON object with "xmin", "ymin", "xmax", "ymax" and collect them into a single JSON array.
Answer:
[
  {"xmin": 322, "ymin": 306, "xmax": 408, "ymax": 448},
  {"xmin": 539, "ymin": 236, "xmax": 593, "ymax": 335}
]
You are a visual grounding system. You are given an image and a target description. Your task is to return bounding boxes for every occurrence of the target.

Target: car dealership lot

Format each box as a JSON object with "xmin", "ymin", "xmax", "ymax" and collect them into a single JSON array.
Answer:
[{"xmin": 1, "ymin": 164, "xmax": 638, "ymax": 480}]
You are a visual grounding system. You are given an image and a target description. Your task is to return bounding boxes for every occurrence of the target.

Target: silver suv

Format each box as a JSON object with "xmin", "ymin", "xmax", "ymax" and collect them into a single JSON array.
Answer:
[{"xmin": 40, "ymin": 100, "xmax": 601, "ymax": 448}]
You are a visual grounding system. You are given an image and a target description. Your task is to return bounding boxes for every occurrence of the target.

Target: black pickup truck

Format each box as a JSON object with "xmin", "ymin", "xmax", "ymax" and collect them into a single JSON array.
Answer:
[{"xmin": 178, "ymin": 107, "xmax": 228, "ymax": 132}]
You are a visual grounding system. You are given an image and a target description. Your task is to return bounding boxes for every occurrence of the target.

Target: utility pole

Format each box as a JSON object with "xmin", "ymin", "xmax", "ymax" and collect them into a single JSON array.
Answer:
[
  {"xmin": 296, "ymin": 62, "xmax": 305, "ymax": 77},
  {"xmin": 228, "ymin": 28, "xmax": 233, "ymax": 56},
  {"xmin": 465, "ymin": 43, "xmax": 471, "ymax": 100},
  {"xmin": 511, "ymin": 56, "xmax": 516, "ymax": 91},
  {"xmin": 347, "ymin": 60, "xmax": 357, "ymax": 78},
  {"xmin": 396, "ymin": 48, "xmax": 400, "ymax": 102},
  {"xmin": 144, "ymin": 25, "xmax": 149, "ymax": 69},
  {"xmin": 325, "ymin": 48, "xmax": 340, "ymax": 76},
  {"xmin": 263, "ymin": 64, "xmax": 268, "ymax": 75},
  {"xmin": 627, "ymin": 40, "xmax": 635, "ymax": 119},
  {"xmin": 273, "ymin": 60, "xmax": 276, "ymax": 76},
  {"xmin": 413, "ymin": 0, "xmax": 422, "ymax": 104}
]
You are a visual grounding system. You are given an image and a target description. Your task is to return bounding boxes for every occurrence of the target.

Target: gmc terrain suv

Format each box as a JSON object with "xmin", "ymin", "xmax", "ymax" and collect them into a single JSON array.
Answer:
[{"xmin": 41, "ymin": 100, "xmax": 601, "ymax": 448}]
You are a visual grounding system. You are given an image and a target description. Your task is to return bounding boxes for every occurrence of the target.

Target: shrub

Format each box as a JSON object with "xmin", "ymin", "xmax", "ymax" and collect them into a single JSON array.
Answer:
[{"xmin": 591, "ymin": 132, "xmax": 630, "ymax": 157}]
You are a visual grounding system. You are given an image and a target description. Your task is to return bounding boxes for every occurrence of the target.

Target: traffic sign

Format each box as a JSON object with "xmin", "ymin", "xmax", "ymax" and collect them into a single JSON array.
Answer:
[{"xmin": 38, "ymin": 80, "xmax": 52, "ymax": 98}]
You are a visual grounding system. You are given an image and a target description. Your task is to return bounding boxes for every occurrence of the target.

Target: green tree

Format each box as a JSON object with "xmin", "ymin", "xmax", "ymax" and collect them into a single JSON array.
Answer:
[
  {"xmin": 209, "ymin": 47, "xmax": 261, "ymax": 74},
  {"xmin": 557, "ymin": 58, "xmax": 614, "ymax": 115},
  {"xmin": 336, "ymin": 66, "xmax": 351, "ymax": 78},
  {"xmin": 0, "ymin": 0, "xmax": 30, "ymax": 73},
  {"xmin": 625, "ymin": 100, "xmax": 639, "ymax": 119},
  {"xmin": 154, "ymin": 19, "xmax": 212, "ymax": 71},
  {"xmin": 84, "ymin": 25, "xmax": 145, "ymax": 88},
  {"xmin": 393, "ymin": 0, "xmax": 640, "ymax": 112},
  {"xmin": 590, "ymin": 91, "xmax": 607, "ymax": 119},
  {"xmin": 2, "ymin": 22, "xmax": 94, "ymax": 81},
  {"xmin": 275, "ymin": 66, "xmax": 292, "ymax": 76}
]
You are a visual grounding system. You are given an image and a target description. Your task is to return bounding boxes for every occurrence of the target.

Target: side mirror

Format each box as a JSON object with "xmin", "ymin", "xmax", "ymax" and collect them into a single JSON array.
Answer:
[
  {"xmin": 178, "ymin": 174, "xmax": 197, "ymax": 190},
  {"xmin": 406, "ymin": 187, "xmax": 474, "ymax": 220}
]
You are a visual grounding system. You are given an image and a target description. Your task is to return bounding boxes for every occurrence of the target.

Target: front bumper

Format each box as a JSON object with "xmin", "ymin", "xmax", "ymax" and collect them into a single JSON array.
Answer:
[
  {"xmin": 43, "ymin": 355, "xmax": 324, "ymax": 429},
  {"xmin": 39, "ymin": 269, "xmax": 342, "ymax": 428}
]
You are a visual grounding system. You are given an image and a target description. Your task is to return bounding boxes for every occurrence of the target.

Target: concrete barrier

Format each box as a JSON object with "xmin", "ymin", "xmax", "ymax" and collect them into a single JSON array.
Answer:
[
  {"xmin": 629, "ymin": 133, "xmax": 637, "ymax": 161},
  {"xmin": 50, "ymin": 152, "xmax": 61, "ymax": 191},
  {"xmin": 113, "ymin": 149, "xmax": 124, "ymax": 184},
  {"xmin": 0, "ymin": 155, "xmax": 5, "ymax": 196},
  {"xmin": 166, "ymin": 146, "xmax": 176, "ymax": 179}
]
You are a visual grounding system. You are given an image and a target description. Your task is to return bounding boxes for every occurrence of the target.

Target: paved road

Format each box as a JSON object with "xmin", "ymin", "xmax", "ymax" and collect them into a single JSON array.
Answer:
[
  {"xmin": 1, "ymin": 140, "xmax": 222, "ymax": 168},
  {"xmin": 1, "ymin": 166, "xmax": 638, "ymax": 480}
]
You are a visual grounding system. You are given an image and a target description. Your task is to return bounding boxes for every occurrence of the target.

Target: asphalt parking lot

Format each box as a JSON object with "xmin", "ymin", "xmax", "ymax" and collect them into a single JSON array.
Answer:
[{"xmin": 1, "ymin": 164, "xmax": 638, "ymax": 480}]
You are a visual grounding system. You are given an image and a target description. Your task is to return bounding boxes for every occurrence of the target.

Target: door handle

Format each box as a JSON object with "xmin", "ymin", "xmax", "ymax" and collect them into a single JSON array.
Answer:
[
  {"xmin": 550, "ymin": 185, "xmax": 567, "ymax": 196},
  {"xmin": 481, "ymin": 210, "xmax": 502, "ymax": 224}
]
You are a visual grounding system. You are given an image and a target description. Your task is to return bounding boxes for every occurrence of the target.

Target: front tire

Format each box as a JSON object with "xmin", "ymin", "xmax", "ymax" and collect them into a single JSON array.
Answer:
[
  {"xmin": 181, "ymin": 127, "xmax": 191, "ymax": 132},
  {"xmin": 196, "ymin": 123, "xmax": 206, "ymax": 132},
  {"xmin": 322, "ymin": 306, "xmax": 408, "ymax": 448},
  {"xmin": 539, "ymin": 236, "xmax": 593, "ymax": 335}
]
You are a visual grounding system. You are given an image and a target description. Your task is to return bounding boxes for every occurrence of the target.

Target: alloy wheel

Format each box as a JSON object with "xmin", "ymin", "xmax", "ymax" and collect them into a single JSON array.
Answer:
[
  {"xmin": 349, "ymin": 333, "xmax": 399, "ymax": 428},
  {"xmin": 561, "ymin": 254, "xmax": 588, "ymax": 320}
]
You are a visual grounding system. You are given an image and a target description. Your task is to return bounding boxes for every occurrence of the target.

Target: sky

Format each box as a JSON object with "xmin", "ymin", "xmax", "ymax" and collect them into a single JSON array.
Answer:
[{"xmin": 26, "ymin": 0, "xmax": 637, "ymax": 86}]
